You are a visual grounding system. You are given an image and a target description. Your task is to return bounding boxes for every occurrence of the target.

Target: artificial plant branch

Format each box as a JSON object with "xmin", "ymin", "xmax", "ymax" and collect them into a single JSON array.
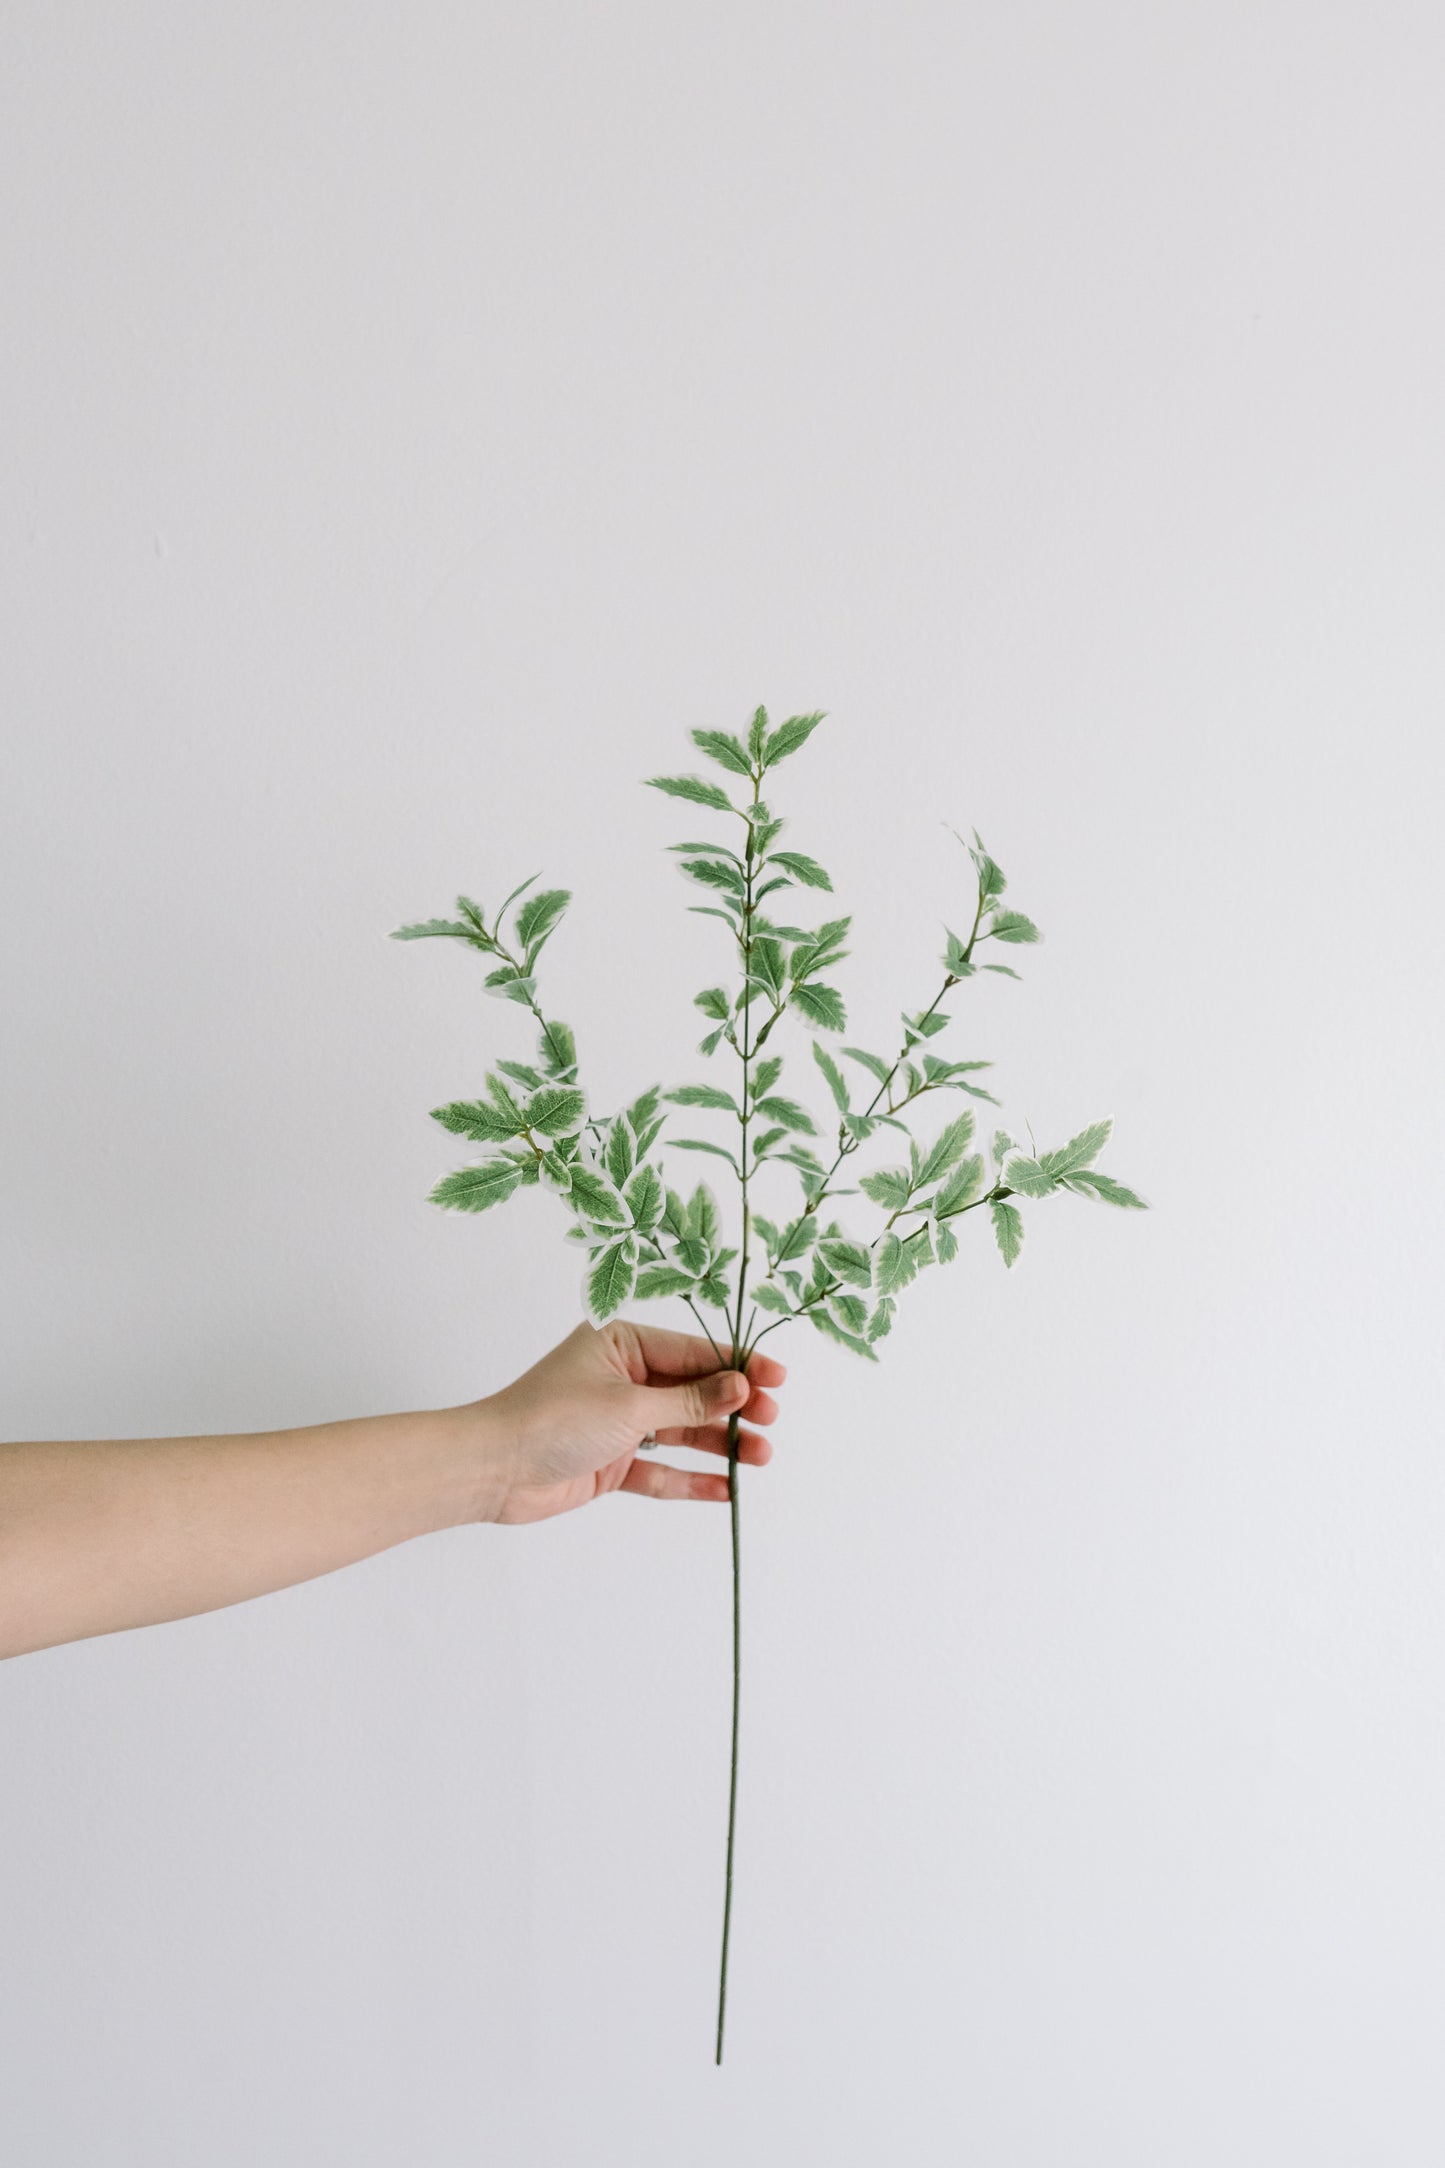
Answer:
[{"xmin": 394, "ymin": 704, "xmax": 1146, "ymax": 2063}]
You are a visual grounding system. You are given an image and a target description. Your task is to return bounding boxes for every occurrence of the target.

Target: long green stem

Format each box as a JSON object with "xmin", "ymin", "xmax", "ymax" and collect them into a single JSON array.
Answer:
[
  {"xmin": 716, "ymin": 784, "xmax": 985, "ymax": 2055},
  {"xmin": 716, "ymin": 765, "xmax": 761, "ymax": 2064},
  {"xmin": 716, "ymin": 1401, "xmax": 742, "ymax": 2064}
]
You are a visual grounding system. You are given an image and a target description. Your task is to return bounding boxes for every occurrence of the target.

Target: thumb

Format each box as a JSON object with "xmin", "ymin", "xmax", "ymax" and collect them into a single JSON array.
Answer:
[{"xmin": 639, "ymin": 1366, "xmax": 749, "ymax": 1433}]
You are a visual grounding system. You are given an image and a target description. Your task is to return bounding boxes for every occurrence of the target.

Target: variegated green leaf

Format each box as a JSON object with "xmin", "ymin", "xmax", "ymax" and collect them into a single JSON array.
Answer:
[
  {"xmin": 428, "ymin": 1161, "xmax": 523, "ymax": 1213},
  {"xmin": 691, "ymin": 727, "xmax": 753, "ymax": 775},
  {"xmin": 762, "ymin": 712, "xmax": 825, "ymax": 768},
  {"xmin": 645, "ymin": 773, "xmax": 735, "ymax": 811},
  {"xmin": 624, "ymin": 1161, "xmax": 663, "ymax": 1230},
  {"xmin": 1001, "ymin": 1156, "xmax": 1055, "ymax": 1198},
  {"xmin": 753, "ymin": 1094, "xmax": 816, "ymax": 1136},
  {"xmin": 1065, "ymin": 1169, "xmax": 1147, "ymax": 1208},
  {"xmin": 859, "ymin": 1167, "xmax": 911, "ymax": 1210},
  {"xmin": 525, "ymin": 1086, "xmax": 586, "ymax": 1137},
  {"xmin": 665, "ymin": 1083, "xmax": 739, "ymax": 1113},
  {"xmin": 588, "ymin": 1241, "xmax": 637, "ymax": 1321},
  {"xmin": 818, "ymin": 1237, "xmax": 872, "ymax": 1289},
  {"xmin": 768, "ymin": 851, "xmax": 832, "ymax": 891},
  {"xmin": 991, "ymin": 1199, "xmax": 1024, "ymax": 1266},
  {"xmin": 390, "ymin": 916, "xmax": 490, "ymax": 948},
  {"xmin": 567, "ymin": 1166, "xmax": 629, "ymax": 1225},
  {"xmin": 636, "ymin": 1264, "xmax": 698, "ymax": 1298},
  {"xmin": 842, "ymin": 1045, "xmax": 891, "ymax": 1083},
  {"xmin": 812, "ymin": 1039, "xmax": 850, "ymax": 1113},
  {"xmin": 806, "ymin": 1307, "xmax": 878, "ymax": 1360},
  {"xmin": 538, "ymin": 1021, "xmax": 577, "ymax": 1077},
  {"xmin": 934, "ymin": 1154, "xmax": 985, "ymax": 1215},
  {"xmin": 515, "ymin": 887, "xmax": 570, "ymax": 955},
  {"xmin": 830, "ymin": 1290, "xmax": 869, "ymax": 1334},
  {"xmin": 605, "ymin": 1116, "xmax": 636, "ymax": 1187},
  {"xmin": 670, "ymin": 1138, "xmax": 742, "ymax": 1174},
  {"xmin": 429, "ymin": 1098, "xmax": 523, "ymax": 1143},
  {"xmin": 687, "ymin": 1182, "xmax": 721, "ymax": 1248},
  {"xmin": 1040, "ymin": 1119, "xmax": 1113, "ymax": 1178},
  {"xmin": 916, "ymin": 1110, "xmax": 976, "ymax": 1187},
  {"xmin": 789, "ymin": 981, "xmax": 846, "ymax": 1031}
]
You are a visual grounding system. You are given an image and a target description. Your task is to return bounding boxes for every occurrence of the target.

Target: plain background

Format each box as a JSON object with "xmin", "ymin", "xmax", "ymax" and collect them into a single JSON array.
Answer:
[{"xmin": 3, "ymin": 4, "xmax": 1443, "ymax": 2162}]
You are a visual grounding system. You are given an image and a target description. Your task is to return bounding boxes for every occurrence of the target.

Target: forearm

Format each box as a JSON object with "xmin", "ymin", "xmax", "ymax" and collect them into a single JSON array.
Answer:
[{"xmin": 0, "ymin": 1400, "xmax": 507, "ymax": 1660}]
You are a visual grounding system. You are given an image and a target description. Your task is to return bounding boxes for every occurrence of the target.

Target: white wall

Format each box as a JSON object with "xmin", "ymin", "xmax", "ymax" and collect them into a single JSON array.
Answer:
[{"xmin": 3, "ymin": 5, "xmax": 1443, "ymax": 2162}]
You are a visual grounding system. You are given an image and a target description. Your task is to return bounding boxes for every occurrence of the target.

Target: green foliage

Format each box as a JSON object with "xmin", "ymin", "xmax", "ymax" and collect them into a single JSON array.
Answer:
[
  {"xmin": 991, "ymin": 1199, "xmax": 1024, "ymax": 1267},
  {"xmin": 625, "ymin": 1162, "xmax": 664, "ymax": 1230},
  {"xmin": 680, "ymin": 856, "xmax": 744, "ymax": 897},
  {"xmin": 916, "ymin": 1110, "xmax": 976, "ymax": 1187},
  {"xmin": 589, "ymin": 1240, "xmax": 637, "ymax": 1321},
  {"xmin": 395, "ymin": 706, "xmax": 1148, "ymax": 2072},
  {"xmin": 1000, "ymin": 1155, "xmax": 1055, "ymax": 1198},
  {"xmin": 768, "ymin": 851, "xmax": 832, "ymax": 891},
  {"xmin": 873, "ymin": 1232, "xmax": 914, "ymax": 1297},
  {"xmin": 1041, "ymin": 1120, "xmax": 1112, "ymax": 1178},
  {"xmin": 430, "ymin": 1097, "xmax": 523, "ymax": 1143},
  {"xmin": 988, "ymin": 911, "xmax": 1040, "ymax": 945},
  {"xmin": 399, "ymin": 704, "xmax": 1143, "ymax": 1340},
  {"xmin": 818, "ymin": 1237, "xmax": 872, "ymax": 1288},
  {"xmin": 807, "ymin": 1307, "xmax": 878, "ymax": 1361},
  {"xmin": 428, "ymin": 1161, "xmax": 523, "ymax": 1213},
  {"xmin": 812, "ymin": 1040, "xmax": 850, "ymax": 1114},
  {"xmin": 647, "ymin": 773, "xmax": 736, "ymax": 812},
  {"xmin": 525, "ymin": 1086, "xmax": 586, "ymax": 1137},
  {"xmin": 567, "ymin": 1166, "xmax": 628, "ymax": 1226},
  {"xmin": 1062, "ymin": 1169, "xmax": 1147, "ymax": 1208},
  {"xmin": 762, "ymin": 712, "xmax": 825, "ymax": 769},
  {"xmin": 754, "ymin": 1095, "xmax": 816, "ymax": 1135},
  {"xmin": 692, "ymin": 727, "xmax": 753, "ymax": 775},
  {"xmin": 391, "ymin": 914, "xmax": 491, "ymax": 950},
  {"xmin": 515, "ymin": 887, "xmax": 571, "ymax": 959},
  {"xmin": 859, "ymin": 1166, "xmax": 911, "ymax": 1210},
  {"xmin": 934, "ymin": 1155, "xmax": 985, "ymax": 1215},
  {"xmin": 790, "ymin": 982, "xmax": 847, "ymax": 1031},
  {"xmin": 671, "ymin": 1137, "xmax": 743, "ymax": 1174},
  {"xmin": 666, "ymin": 1082, "xmax": 739, "ymax": 1113}
]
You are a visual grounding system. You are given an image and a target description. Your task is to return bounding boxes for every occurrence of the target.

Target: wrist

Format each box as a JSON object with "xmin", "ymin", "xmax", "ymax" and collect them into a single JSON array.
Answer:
[{"xmin": 432, "ymin": 1394, "xmax": 517, "ymax": 1526}]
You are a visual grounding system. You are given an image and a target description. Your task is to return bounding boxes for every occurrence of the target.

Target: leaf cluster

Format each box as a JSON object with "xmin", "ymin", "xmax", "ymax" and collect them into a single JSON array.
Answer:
[{"xmin": 395, "ymin": 705, "xmax": 1146, "ymax": 1358}]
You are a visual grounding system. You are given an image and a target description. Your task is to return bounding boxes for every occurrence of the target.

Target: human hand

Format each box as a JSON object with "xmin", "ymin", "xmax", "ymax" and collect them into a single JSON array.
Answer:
[{"xmin": 469, "ymin": 1319, "xmax": 784, "ymax": 1526}]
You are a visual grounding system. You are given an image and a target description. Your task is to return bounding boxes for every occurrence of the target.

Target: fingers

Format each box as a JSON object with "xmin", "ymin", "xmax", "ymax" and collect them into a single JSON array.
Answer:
[
  {"xmin": 615, "ymin": 1320, "xmax": 788, "ymax": 1395},
  {"xmin": 650, "ymin": 1421, "xmax": 772, "ymax": 1465},
  {"xmin": 618, "ymin": 1321, "xmax": 733, "ymax": 1382},
  {"xmin": 741, "ymin": 1348, "xmax": 787, "ymax": 1392},
  {"xmin": 640, "ymin": 1365, "xmax": 753, "ymax": 1433},
  {"xmin": 620, "ymin": 1457, "xmax": 732, "ymax": 1503}
]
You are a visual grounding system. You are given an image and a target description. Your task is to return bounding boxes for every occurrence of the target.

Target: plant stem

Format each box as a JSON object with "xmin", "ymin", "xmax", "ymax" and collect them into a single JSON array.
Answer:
[
  {"xmin": 716, "ymin": 762, "xmax": 761, "ymax": 2064},
  {"xmin": 716, "ymin": 1401, "xmax": 742, "ymax": 2064},
  {"xmin": 762, "ymin": 971, "xmax": 954, "ymax": 1284},
  {"xmin": 763, "ymin": 860, "xmax": 990, "ymax": 1284}
]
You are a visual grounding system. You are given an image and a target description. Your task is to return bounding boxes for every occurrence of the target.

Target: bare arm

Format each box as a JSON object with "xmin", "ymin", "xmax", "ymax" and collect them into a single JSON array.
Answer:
[{"xmin": 0, "ymin": 1320, "xmax": 784, "ymax": 1661}]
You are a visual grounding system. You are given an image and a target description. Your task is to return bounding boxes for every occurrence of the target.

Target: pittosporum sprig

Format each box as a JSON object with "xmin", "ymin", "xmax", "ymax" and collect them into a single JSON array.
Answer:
[{"xmin": 393, "ymin": 705, "xmax": 1146, "ymax": 2062}]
